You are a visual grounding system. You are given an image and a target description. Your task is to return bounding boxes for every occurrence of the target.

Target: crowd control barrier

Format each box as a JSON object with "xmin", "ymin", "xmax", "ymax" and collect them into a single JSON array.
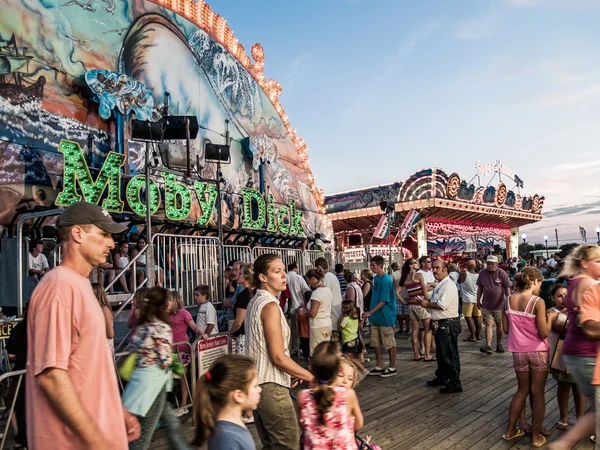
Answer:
[
  {"xmin": 0, "ymin": 369, "xmax": 25, "ymax": 450},
  {"xmin": 190, "ymin": 332, "xmax": 231, "ymax": 409}
]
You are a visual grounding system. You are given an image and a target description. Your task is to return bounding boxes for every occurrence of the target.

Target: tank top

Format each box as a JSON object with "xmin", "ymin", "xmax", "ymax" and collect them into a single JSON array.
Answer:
[
  {"xmin": 562, "ymin": 277, "xmax": 597, "ymax": 357},
  {"xmin": 244, "ymin": 289, "xmax": 291, "ymax": 388},
  {"xmin": 363, "ymin": 280, "xmax": 373, "ymax": 311},
  {"xmin": 460, "ymin": 271, "xmax": 478, "ymax": 303},
  {"xmin": 299, "ymin": 387, "xmax": 356, "ymax": 450},
  {"xmin": 405, "ymin": 280, "xmax": 423, "ymax": 305},
  {"xmin": 506, "ymin": 295, "xmax": 549, "ymax": 353}
]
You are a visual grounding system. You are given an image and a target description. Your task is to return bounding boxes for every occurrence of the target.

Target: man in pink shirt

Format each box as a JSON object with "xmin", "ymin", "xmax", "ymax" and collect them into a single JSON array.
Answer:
[{"xmin": 26, "ymin": 202, "xmax": 141, "ymax": 449}]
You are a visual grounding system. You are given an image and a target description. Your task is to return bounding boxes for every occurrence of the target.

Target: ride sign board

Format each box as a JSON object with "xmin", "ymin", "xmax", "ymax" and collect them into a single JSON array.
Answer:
[
  {"xmin": 0, "ymin": 321, "xmax": 16, "ymax": 339},
  {"xmin": 196, "ymin": 334, "xmax": 229, "ymax": 377}
]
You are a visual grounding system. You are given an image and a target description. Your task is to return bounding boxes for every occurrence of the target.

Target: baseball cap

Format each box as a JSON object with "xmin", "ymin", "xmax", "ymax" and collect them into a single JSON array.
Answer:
[
  {"xmin": 486, "ymin": 255, "xmax": 499, "ymax": 263},
  {"xmin": 57, "ymin": 202, "xmax": 127, "ymax": 234}
]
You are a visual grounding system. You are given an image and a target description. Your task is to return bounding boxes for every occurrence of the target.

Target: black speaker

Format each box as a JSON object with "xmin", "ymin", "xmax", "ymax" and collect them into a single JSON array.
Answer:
[
  {"xmin": 162, "ymin": 116, "xmax": 199, "ymax": 140},
  {"xmin": 205, "ymin": 143, "xmax": 231, "ymax": 163},
  {"xmin": 131, "ymin": 120, "xmax": 164, "ymax": 141}
]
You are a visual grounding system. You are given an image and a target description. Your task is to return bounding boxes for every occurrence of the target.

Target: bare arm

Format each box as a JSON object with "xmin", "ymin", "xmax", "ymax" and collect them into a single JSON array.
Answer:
[
  {"xmin": 346, "ymin": 388, "xmax": 364, "ymax": 430},
  {"xmin": 229, "ymin": 309, "xmax": 247, "ymax": 335},
  {"xmin": 262, "ymin": 303, "xmax": 313, "ymax": 382},
  {"xmin": 582, "ymin": 320, "xmax": 600, "ymax": 341},
  {"xmin": 415, "ymin": 273, "xmax": 431, "ymax": 300},
  {"xmin": 363, "ymin": 301, "xmax": 385, "ymax": 318},
  {"xmin": 186, "ymin": 319, "xmax": 202, "ymax": 335},
  {"xmin": 37, "ymin": 368, "xmax": 108, "ymax": 448},
  {"xmin": 345, "ymin": 287, "xmax": 355, "ymax": 302},
  {"xmin": 535, "ymin": 300, "xmax": 556, "ymax": 338},
  {"xmin": 476, "ymin": 285, "xmax": 483, "ymax": 308},
  {"xmin": 362, "ymin": 282, "xmax": 371, "ymax": 298},
  {"xmin": 502, "ymin": 309, "xmax": 509, "ymax": 335},
  {"xmin": 308, "ymin": 299, "xmax": 320, "ymax": 319},
  {"xmin": 127, "ymin": 304, "xmax": 137, "ymax": 329},
  {"xmin": 102, "ymin": 306, "xmax": 114, "ymax": 339}
]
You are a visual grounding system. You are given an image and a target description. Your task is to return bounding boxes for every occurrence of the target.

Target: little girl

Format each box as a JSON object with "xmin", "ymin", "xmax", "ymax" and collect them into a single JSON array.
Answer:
[
  {"xmin": 502, "ymin": 268, "xmax": 558, "ymax": 448},
  {"xmin": 193, "ymin": 354, "xmax": 261, "ymax": 450},
  {"xmin": 91, "ymin": 283, "xmax": 115, "ymax": 356},
  {"xmin": 299, "ymin": 341, "xmax": 364, "ymax": 449},
  {"xmin": 338, "ymin": 300, "xmax": 366, "ymax": 374}
]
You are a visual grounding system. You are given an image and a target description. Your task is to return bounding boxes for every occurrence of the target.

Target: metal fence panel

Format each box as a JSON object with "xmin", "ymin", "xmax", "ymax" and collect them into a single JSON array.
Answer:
[
  {"xmin": 223, "ymin": 245, "xmax": 253, "ymax": 265},
  {"xmin": 252, "ymin": 247, "xmax": 306, "ymax": 274},
  {"xmin": 302, "ymin": 250, "xmax": 337, "ymax": 273}
]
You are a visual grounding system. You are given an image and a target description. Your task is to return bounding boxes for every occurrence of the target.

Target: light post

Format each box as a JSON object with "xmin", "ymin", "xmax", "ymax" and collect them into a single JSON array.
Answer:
[
  {"xmin": 544, "ymin": 235, "xmax": 549, "ymax": 258},
  {"xmin": 522, "ymin": 233, "xmax": 527, "ymax": 244},
  {"xmin": 521, "ymin": 233, "xmax": 527, "ymax": 259},
  {"xmin": 596, "ymin": 227, "xmax": 600, "ymax": 244}
]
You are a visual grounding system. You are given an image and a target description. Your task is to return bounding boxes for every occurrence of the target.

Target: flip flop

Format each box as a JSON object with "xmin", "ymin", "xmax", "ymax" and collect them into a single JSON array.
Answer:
[
  {"xmin": 502, "ymin": 429, "xmax": 525, "ymax": 441},
  {"xmin": 463, "ymin": 338, "xmax": 477, "ymax": 342},
  {"xmin": 413, "ymin": 357, "xmax": 424, "ymax": 361},
  {"xmin": 532, "ymin": 435, "xmax": 547, "ymax": 448},
  {"xmin": 423, "ymin": 357, "xmax": 437, "ymax": 362},
  {"xmin": 556, "ymin": 421, "xmax": 569, "ymax": 431}
]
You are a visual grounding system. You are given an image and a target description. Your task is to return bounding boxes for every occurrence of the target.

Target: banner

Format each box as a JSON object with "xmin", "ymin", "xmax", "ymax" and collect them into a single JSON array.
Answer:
[
  {"xmin": 394, "ymin": 209, "xmax": 421, "ymax": 245},
  {"xmin": 373, "ymin": 215, "xmax": 390, "ymax": 240},
  {"xmin": 580, "ymin": 226, "xmax": 587, "ymax": 243}
]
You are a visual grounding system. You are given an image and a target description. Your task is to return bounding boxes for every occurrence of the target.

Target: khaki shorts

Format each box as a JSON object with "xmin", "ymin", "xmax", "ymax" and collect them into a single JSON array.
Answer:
[
  {"xmin": 409, "ymin": 304, "xmax": 431, "ymax": 321},
  {"xmin": 309, "ymin": 326, "xmax": 332, "ymax": 356},
  {"xmin": 462, "ymin": 303, "xmax": 481, "ymax": 318},
  {"xmin": 254, "ymin": 383, "xmax": 299, "ymax": 449},
  {"xmin": 370, "ymin": 324, "xmax": 396, "ymax": 350},
  {"xmin": 482, "ymin": 308, "xmax": 502, "ymax": 324}
]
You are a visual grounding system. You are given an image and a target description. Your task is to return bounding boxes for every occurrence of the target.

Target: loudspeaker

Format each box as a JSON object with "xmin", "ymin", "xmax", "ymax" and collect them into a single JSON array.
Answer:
[
  {"xmin": 162, "ymin": 116, "xmax": 199, "ymax": 140},
  {"xmin": 205, "ymin": 143, "xmax": 231, "ymax": 163},
  {"xmin": 131, "ymin": 120, "xmax": 164, "ymax": 141}
]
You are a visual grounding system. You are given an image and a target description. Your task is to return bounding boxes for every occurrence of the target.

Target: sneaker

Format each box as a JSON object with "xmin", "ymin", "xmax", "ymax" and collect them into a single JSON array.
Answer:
[
  {"xmin": 427, "ymin": 377, "xmax": 448, "ymax": 387},
  {"xmin": 368, "ymin": 367, "xmax": 385, "ymax": 376},
  {"xmin": 480, "ymin": 345, "xmax": 493, "ymax": 354},
  {"xmin": 496, "ymin": 344, "xmax": 505, "ymax": 353},
  {"xmin": 439, "ymin": 385, "xmax": 463, "ymax": 394},
  {"xmin": 175, "ymin": 407, "xmax": 189, "ymax": 417},
  {"xmin": 380, "ymin": 368, "xmax": 397, "ymax": 378}
]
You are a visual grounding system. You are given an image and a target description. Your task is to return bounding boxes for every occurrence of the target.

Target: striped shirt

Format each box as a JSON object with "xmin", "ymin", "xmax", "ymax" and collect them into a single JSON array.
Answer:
[{"xmin": 244, "ymin": 289, "xmax": 291, "ymax": 388}]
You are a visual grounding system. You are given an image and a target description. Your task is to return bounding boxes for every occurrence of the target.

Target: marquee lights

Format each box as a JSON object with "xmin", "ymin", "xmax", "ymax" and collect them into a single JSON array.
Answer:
[
  {"xmin": 164, "ymin": 173, "xmax": 192, "ymax": 220},
  {"xmin": 426, "ymin": 220, "xmax": 511, "ymax": 240},
  {"xmin": 150, "ymin": 0, "xmax": 326, "ymax": 212},
  {"xmin": 126, "ymin": 175, "xmax": 160, "ymax": 216},
  {"xmin": 241, "ymin": 188, "xmax": 304, "ymax": 234},
  {"xmin": 193, "ymin": 181, "xmax": 218, "ymax": 227}
]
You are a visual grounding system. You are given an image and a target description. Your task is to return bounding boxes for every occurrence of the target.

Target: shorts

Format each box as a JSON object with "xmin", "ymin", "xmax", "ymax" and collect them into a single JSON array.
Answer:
[
  {"xmin": 341, "ymin": 338, "xmax": 359, "ymax": 354},
  {"xmin": 397, "ymin": 301, "xmax": 409, "ymax": 316},
  {"xmin": 309, "ymin": 326, "xmax": 332, "ymax": 356},
  {"xmin": 482, "ymin": 309, "xmax": 502, "ymax": 324},
  {"xmin": 462, "ymin": 303, "xmax": 481, "ymax": 318},
  {"xmin": 512, "ymin": 351, "xmax": 549, "ymax": 372},
  {"xmin": 409, "ymin": 305, "xmax": 431, "ymax": 321},
  {"xmin": 370, "ymin": 324, "xmax": 396, "ymax": 350},
  {"xmin": 178, "ymin": 351, "xmax": 191, "ymax": 367},
  {"xmin": 563, "ymin": 355, "xmax": 596, "ymax": 398}
]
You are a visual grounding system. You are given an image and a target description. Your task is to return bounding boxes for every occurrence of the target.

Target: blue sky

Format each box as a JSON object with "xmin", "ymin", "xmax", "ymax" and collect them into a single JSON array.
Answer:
[{"xmin": 211, "ymin": 0, "xmax": 600, "ymax": 244}]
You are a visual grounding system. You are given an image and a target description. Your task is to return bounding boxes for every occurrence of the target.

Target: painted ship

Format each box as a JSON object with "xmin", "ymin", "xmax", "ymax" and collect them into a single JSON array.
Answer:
[{"xmin": 0, "ymin": 34, "xmax": 45, "ymax": 105}]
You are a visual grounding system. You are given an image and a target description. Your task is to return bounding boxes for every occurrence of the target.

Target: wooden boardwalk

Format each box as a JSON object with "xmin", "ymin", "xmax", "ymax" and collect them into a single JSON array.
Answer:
[{"xmin": 149, "ymin": 326, "xmax": 595, "ymax": 449}]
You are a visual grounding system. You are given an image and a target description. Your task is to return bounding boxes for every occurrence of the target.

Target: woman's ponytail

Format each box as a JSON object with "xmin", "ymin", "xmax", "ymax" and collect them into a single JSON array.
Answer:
[
  {"xmin": 192, "ymin": 373, "xmax": 216, "ymax": 447},
  {"xmin": 313, "ymin": 383, "xmax": 336, "ymax": 425}
]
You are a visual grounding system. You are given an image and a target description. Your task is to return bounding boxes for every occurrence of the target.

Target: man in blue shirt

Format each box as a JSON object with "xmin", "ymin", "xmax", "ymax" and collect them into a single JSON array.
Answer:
[{"xmin": 363, "ymin": 255, "xmax": 397, "ymax": 378}]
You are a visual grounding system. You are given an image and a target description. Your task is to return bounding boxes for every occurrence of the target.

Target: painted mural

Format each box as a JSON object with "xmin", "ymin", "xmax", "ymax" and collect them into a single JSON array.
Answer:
[{"xmin": 0, "ymin": 0, "xmax": 328, "ymax": 236}]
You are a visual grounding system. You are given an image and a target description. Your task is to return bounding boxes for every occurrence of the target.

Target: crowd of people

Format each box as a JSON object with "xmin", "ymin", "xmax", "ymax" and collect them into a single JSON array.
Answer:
[{"xmin": 15, "ymin": 201, "xmax": 600, "ymax": 450}]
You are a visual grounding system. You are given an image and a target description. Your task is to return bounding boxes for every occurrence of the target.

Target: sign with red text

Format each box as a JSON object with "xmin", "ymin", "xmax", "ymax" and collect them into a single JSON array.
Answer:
[{"xmin": 197, "ymin": 334, "xmax": 229, "ymax": 377}]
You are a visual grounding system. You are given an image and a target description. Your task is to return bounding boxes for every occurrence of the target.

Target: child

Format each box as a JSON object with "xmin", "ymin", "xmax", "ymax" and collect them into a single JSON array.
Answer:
[
  {"xmin": 91, "ymin": 283, "xmax": 115, "ymax": 356},
  {"xmin": 193, "ymin": 354, "xmax": 261, "ymax": 450},
  {"xmin": 298, "ymin": 341, "xmax": 364, "ymax": 449},
  {"xmin": 338, "ymin": 300, "xmax": 367, "ymax": 374},
  {"xmin": 335, "ymin": 354, "xmax": 359, "ymax": 389},
  {"xmin": 297, "ymin": 290, "xmax": 312, "ymax": 364},
  {"xmin": 195, "ymin": 284, "xmax": 219, "ymax": 339},
  {"xmin": 502, "ymin": 268, "xmax": 558, "ymax": 448},
  {"xmin": 168, "ymin": 290, "xmax": 203, "ymax": 416}
]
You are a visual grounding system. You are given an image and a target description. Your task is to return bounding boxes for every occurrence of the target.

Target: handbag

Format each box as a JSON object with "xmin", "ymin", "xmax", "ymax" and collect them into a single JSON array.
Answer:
[
  {"xmin": 550, "ymin": 319, "xmax": 568, "ymax": 373},
  {"xmin": 118, "ymin": 353, "xmax": 137, "ymax": 382}
]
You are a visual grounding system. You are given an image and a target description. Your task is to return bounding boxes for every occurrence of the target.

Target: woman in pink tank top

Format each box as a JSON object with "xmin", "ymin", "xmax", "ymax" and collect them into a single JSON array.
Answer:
[
  {"xmin": 502, "ymin": 268, "xmax": 558, "ymax": 448},
  {"xmin": 549, "ymin": 244, "xmax": 600, "ymax": 450}
]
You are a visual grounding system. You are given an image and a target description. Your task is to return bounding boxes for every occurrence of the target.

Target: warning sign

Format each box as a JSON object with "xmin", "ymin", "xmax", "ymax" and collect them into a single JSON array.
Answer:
[{"xmin": 197, "ymin": 335, "xmax": 229, "ymax": 377}]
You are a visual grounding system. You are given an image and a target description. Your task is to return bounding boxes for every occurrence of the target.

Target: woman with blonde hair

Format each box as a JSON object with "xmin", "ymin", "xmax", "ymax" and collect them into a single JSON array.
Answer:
[{"xmin": 548, "ymin": 244, "xmax": 600, "ymax": 450}]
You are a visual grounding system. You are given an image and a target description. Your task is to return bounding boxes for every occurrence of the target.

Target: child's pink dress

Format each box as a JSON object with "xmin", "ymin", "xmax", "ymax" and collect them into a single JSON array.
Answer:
[{"xmin": 299, "ymin": 386, "xmax": 356, "ymax": 450}]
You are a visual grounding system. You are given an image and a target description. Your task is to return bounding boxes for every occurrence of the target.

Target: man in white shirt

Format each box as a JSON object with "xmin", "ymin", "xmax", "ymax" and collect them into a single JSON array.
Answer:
[
  {"xmin": 315, "ymin": 257, "xmax": 342, "ymax": 329},
  {"xmin": 28, "ymin": 239, "xmax": 49, "ymax": 280},
  {"xmin": 420, "ymin": 260, "xmax": 462, "ymax": 394},
  {"xmin": 417, "ymin": 255, "xmax": 436, "ymax": 285},
  {"xmin": 287, "ymin": 262, "xmax": 310, "ymax": 354}
]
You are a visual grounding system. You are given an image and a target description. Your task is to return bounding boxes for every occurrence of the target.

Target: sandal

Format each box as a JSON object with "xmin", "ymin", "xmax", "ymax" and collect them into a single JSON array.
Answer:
[
  {"xmin": 532, "ymin": 435, "xmax": 547, "ymax": 448},
  {"xmin": 502, "ymin": 428, "xmax": 525, "ymax": 441},
  {"xmin": 463, "ymin": 337, "xmax": 477, "ymax": 342},
  {"xmin": 522, "ymin": 427, "xmax": 550, "ymax": 437},
  {"xmin": 413, "ymin": 356, "xmax": 424, "ymax": 361},
  {"xmin": 423, "ymin": 357, "xmax": 437, "ymax": 362},
  {"xmin": 556, "ymin": 421, "xmax": 569, "ymax": 431}
]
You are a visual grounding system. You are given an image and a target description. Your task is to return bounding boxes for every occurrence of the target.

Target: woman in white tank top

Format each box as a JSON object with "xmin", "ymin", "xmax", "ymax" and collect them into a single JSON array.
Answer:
[{"xmin": 244, "ymin": 254, "xmax": 314, "ymax": 449}]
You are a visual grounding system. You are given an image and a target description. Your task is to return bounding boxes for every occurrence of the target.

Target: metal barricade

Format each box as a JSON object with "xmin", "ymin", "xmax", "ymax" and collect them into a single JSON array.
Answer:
[
  {"xmin": 0, "ymin": 369, "xmax": 25, "ymax": 450},
  {"xmin": 223, "ymin": 245, "xmax": 253, "ymax": 265},
  {"xmin": 252, "ymin": 246, "xmax": 305, "ymax": 274},
  {"xmin": 153, "ymin": 234, "xmax": 220, "ymax": 306},
  {"xmin": 302, "ymin": 250, "xmax": 337, "ymax": 273}
]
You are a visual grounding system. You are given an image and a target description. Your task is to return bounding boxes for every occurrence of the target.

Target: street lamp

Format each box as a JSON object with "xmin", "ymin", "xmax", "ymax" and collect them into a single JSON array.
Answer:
[
  {"xmin": 522, "ymin": 233, "xmax": 527, "ymax": 244},
  {"xmin": 544, "ymin": 235, "xmax": 549, "ymax": 258},
  {"xmin": 596, "ymin": 227, "xmax": 600, "ymax": 244}
]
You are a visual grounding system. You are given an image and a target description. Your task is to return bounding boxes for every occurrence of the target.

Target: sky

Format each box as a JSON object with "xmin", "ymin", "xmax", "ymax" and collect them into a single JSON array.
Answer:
[{"xmin": 210, "ymin": 0, "xmax": 600, "ymax": 245}]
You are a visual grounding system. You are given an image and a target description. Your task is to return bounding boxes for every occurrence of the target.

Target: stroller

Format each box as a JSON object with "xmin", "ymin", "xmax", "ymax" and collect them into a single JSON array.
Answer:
[{"xmin": 290, "ymin": 378, "xmax": 376, "ymax": 450}]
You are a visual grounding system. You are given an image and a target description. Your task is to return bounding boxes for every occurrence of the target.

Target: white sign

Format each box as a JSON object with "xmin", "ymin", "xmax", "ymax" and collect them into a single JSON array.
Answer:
[
  {"xmin": 464, "ymin": 238, "xmax": 477, "ymax": 253},
  {"xmin": 343, "ymin": 247, "xmax": 366, "ymax": 263},
  {"xmin": 197, "ymin": 335, "xmax": 229, "ymax": 377},
  {"xmin": 476, "ymin": 160, "xmax": 515, "ymax": 179}
]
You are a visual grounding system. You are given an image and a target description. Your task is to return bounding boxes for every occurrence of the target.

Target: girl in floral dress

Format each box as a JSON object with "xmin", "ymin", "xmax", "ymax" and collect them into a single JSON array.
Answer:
[{"xmin": 298, "ymin": 341, "xmax": 364, "ymax": 449}]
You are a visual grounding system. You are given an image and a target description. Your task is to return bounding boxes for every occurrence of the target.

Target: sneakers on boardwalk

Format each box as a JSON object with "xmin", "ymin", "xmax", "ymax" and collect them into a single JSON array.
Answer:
[
  {"xmin": 368, "ymin": 367, "xmax": 385, "ymax": 376},
  {"xmin": 480, "ymin": 345, "xmax": 493, "ymax": 354},
  {"xmin": 380, "ymin": 368, "xmax": 397, "ymax": 378},
  {"xmin": 439, "ymin": 385, "xmax": 463, "ymax": 394},
  {"xmin": 427, "ymin": 377, "xmax": 448, "ymax": 387},
  {"xmin": 496, "ymin": 344, "xmax": 505, "ymax": 353}
]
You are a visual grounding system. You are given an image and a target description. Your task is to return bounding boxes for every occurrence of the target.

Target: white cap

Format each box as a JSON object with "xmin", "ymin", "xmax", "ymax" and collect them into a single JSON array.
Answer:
[{"xmin": 486, "ymin": 255, "xmax": 499, "ymax": 263}]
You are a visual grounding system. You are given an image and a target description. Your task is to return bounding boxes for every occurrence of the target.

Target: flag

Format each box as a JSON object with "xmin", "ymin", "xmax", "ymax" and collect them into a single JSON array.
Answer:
[
  {"xmin": 555, "ymin": 228, "xmax": 559, "ymax": 248},
  {"xmin": 580, "ymin": 226, "xmax": 587, "ymax": 243},
  {"xmin": 394, "ymin": 209, "xmax": 421, "ymax": 245},
  {"xmin": 373, "ymin": 214, "xmax": 389, "ymax": 240}
]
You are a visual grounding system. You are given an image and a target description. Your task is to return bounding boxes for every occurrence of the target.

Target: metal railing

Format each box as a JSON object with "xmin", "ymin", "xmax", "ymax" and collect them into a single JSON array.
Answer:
[
  {"xmin": 0, "ymin": 369, "xmax": 25, "ymax": 450},
  {"xmin": 223, "ymin": 245, "xmax": 253, "ymax": 265}
]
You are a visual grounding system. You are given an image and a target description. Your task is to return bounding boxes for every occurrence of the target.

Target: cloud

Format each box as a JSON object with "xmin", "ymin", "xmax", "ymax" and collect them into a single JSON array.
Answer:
[
  {"xmin": 286, "ymin": 51, "xmax": 313, "ymax": 91},
  {"xmin": 454, "ymin": 11, "xmax": 504, "ymax": 40}
]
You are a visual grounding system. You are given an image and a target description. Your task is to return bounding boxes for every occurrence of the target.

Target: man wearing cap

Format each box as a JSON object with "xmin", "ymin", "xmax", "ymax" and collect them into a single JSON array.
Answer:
[
  {"xmin": 477, "ymin": 255, "xmax": 512, "ymax": 354},
  {"xmin": 26, "ymin": 202, "xmax": 140, "ymax": 449}
]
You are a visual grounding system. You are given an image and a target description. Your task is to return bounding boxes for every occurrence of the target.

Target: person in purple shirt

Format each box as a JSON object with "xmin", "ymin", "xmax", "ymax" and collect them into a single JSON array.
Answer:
[{"xmin": 477, "ymin": 255, "xmax": 512, "ymax": 354}]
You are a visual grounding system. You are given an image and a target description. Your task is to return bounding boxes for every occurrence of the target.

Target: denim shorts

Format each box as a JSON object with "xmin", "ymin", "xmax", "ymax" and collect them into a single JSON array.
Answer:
[{"xmin": 562, "ymin": 355, "xmax": 596, "ymax": 397}]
